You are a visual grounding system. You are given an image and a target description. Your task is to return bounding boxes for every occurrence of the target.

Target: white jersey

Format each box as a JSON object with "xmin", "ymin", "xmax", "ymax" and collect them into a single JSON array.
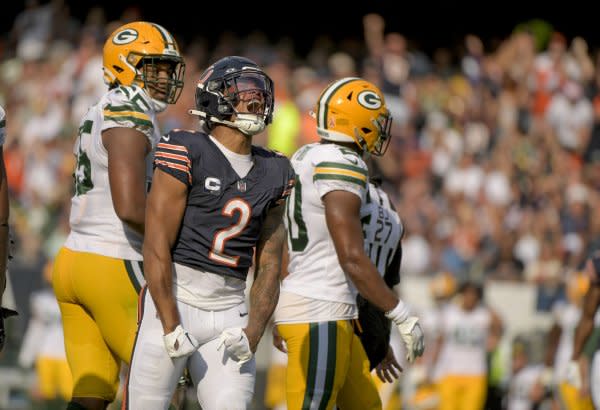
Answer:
[
  {"xmin": 279, "ymin": 143, "xmax": 368, "ymax": 321},
  {"xmin": 360, "ymin": 182, "xmax": 403, "ymax": 276},
  {"xmin": 436, "ymin": 302, "xmax": 492, "ymax": 377},
  {"xmin": 0, "ymin": 105, "xmax": 5, "ymax": 146},
  {"xmin": 552, "ymin": 301, "xmax": 582, "ymax": 382},
  {"xmin": 64, "ymin": 85, "xmax": 162, "ymax": 261},
  {"xmin": 507, "ymin": 364, "xmax": 544, "ymax": 410}
]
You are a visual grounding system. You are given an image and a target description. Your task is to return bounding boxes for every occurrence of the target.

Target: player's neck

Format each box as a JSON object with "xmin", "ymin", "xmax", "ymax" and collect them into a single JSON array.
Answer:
[{"xmin": 212, "ymin": 127, "xmax": 252, "ymax": 155}]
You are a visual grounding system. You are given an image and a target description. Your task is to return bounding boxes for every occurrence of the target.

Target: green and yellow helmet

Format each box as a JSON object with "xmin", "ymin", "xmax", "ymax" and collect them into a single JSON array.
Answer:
[
  {"xmin": 314, "ymin": 77, "xmax": 392, "ymax": 155},
  {"xmin": 103, "ymin": 21, "xmax": 185, "ymax": 104}
]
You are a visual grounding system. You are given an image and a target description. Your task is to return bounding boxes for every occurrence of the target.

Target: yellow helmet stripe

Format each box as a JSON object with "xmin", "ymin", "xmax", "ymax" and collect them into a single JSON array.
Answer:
[{"xmin": 318, "ymin": 77, "xmax": 360, "ymax": 130}]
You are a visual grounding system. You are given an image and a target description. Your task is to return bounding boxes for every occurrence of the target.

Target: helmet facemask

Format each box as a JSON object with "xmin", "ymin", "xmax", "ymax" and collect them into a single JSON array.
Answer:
[
  {"xmin": 369, "ymin": 112, "xmax": 393, "ymax": 156},
  {"xmin": 136, "ymin": 55, "xmax": 185, "ymax": 105}
]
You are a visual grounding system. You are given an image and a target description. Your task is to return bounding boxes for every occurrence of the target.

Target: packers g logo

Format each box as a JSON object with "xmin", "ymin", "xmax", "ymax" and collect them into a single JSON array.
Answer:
[
  {"xmin": 113, "ymin": 29, "xmax": 138, "ymax": 45},
  {"xmin": 357, "ymin": 91, "xmax": 382, "ymax": 110}
]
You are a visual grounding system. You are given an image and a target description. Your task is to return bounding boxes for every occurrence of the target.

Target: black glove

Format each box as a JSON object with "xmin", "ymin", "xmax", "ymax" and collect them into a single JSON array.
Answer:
[
  {"xmin": 355, "ymin": 295, "xmax": 391, "ymax": 370},
  {"xmin": 0, "ymin": 307, "xmax": 18, "ymax": 352}
]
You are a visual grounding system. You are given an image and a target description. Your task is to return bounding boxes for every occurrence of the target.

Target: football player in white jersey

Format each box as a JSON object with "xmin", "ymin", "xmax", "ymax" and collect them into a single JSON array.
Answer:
[
  {"xmin": 544, "ymin": 271, "xmax": 594, "ymax": 410},
  {"xmin": 569, "ymin": 251, "xmax": 600, "ymax": 408},
  {"xmin": 51, "ymin": 21, "xmax": 184, "ymax": 410},
  {"xmin": 274, "ymin": 77, "xmax": 424, "ymax": 410},
  {"xmin": 431, "ymin": 281, "xmax": 503, "ymax": 410},
  {"xmin": 0, "ymin": 105, "xmax": 15, "ymax": 353}
]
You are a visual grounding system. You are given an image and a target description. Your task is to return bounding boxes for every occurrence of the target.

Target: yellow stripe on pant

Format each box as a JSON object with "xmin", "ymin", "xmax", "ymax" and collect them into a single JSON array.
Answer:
[
  {"xmin": 52, "ymin": 247, "xmax": 143, "ymax": 401},
  {"xmin": 277, "ymin": 320, "xmax": 381, "ymax": 410}
]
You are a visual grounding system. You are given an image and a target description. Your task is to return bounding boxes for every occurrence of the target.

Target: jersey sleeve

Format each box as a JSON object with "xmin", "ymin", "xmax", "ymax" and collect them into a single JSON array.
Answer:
[
  {"xmin": 271, "ymin": 157, "xmax": 296, "ymax": 208},
  {"xmin": 101, "ymin": 86, "xmax": 155, "ymax": 142},
  {"xmin": 313, "ymin": 153, "xmax": 368, "ymax": 200},
  {"xmin": 154, "ymin": 132, "xmax": 192, "ymax": 186},
  {"xmin": 0, "ymin": 105, "xmax": 6, "ymax": 146}
]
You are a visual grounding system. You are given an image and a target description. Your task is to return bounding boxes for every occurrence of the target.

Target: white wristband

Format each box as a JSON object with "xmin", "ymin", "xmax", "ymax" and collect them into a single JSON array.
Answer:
[{"xmin": 385, "ymin": 300, "xmax": 409, "ymax": 325}]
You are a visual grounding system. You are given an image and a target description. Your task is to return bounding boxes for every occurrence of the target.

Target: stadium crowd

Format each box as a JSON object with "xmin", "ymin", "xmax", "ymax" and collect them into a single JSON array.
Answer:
[{"xmin": 2, "ymin": 1, "xmax": 600, "ymax": 409}]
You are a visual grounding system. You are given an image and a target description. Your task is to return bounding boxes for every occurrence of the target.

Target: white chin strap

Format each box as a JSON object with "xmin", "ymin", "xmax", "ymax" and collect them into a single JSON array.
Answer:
[
  {"xmin": 188, "ymin": 110, "xmax": 265, "ymax": 136},
  {"xmin": 233, "ymin": 113, "xmax": 266, "ymax": 136}
]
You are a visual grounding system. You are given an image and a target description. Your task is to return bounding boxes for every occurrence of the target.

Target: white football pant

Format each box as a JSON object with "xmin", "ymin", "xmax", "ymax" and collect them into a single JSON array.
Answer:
[{"xmin": 125, "ymin": 288, "xmax": 255, "ymax": 409}]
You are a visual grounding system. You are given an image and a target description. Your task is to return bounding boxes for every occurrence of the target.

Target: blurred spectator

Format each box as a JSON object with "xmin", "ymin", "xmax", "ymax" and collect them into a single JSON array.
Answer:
[{"xmin": 18, "ymin": 261, "xmax": 71, "ymax": 409}]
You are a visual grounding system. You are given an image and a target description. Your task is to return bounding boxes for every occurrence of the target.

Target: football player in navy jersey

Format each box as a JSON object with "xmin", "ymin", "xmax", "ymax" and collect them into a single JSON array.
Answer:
[{"xmin": 124, "ymin": 56, "xmax": 294, "ymax": 409}]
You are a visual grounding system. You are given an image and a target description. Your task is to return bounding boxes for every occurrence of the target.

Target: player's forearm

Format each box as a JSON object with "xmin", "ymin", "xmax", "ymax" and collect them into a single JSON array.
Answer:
[
  {"xmin": 573, "ymin": 316, "xmax": 595, "ymax": 359},
  {"xmin": 342, "ymin": 253, "xmax": 398, "ymax": 312},
  {"xmin": 144, "ymin": 248, "xmax": 179, "ymax": 334},
  {"xmin": 247, "ymin": 264, "xmax": 280, "ymax": 352},
  {"xmin": 115, "ymin": 203, "xmax": 145, "ymax": 235},
  {"xmin": 245, "ymin": 206, "xmax": 285, "ymax": 349}
]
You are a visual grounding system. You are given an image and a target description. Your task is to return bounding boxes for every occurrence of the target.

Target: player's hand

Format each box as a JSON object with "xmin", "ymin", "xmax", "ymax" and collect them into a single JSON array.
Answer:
[
  {"xmin": 396, "ymin": 316, "xmax": 425, "ymax": 363},
  {"xmin": 375, "ymin": 346, "xmax": 402, "ymax": 383},
  {"xmin": 272, "ymin": 325, "xmax": 287, "ymax": 353},
  {"xmin": 566, "ymin": 360, "xmax": 582, "ymax": 390},
  {"xmin": 217, "ymin": 327, "xmax": 253, "ymax": 364},
  {"xmin": 163, "ymin": 325, "xmax": 199, "ymax": 358},
  {"xmin": 0, "ymin": 307, "xmax": 18, "ymax": 352}
]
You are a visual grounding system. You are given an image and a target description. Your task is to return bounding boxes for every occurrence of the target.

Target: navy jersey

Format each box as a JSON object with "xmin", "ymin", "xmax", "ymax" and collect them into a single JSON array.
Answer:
[{"xmin": 154, "ymin": 130, "xmax": 295, "ymax": 280}]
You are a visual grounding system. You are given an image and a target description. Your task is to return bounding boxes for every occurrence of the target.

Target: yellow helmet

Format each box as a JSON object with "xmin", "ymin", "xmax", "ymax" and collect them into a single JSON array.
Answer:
[
  {"xmin": 103, "ymin": 21, "xmax": 185, "ymax": 104},
  {"xmin": 314, "ymin": 77, "xmax": 392, "ymax": 155},
  {"xmin": 429, "ymin": 271, "xmax": 457, "ymax": 300},
  {"xmin": 566, "ymin": 271, "xmax": 590, "ymax": 305}
]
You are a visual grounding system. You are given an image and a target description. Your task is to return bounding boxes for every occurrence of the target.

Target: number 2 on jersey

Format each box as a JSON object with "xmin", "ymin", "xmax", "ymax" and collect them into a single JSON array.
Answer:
[{"xmin": 209, "ymin": 198, "xmax": 252, "ymax": 266}]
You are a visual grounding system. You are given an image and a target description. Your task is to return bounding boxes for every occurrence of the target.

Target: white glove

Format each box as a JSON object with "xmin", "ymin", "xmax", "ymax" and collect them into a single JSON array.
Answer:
[
  {"xmin": 566, "ymin": 360, "xmax": 582, "ymax": 389},
  {"xmin": 163, "ymin": 325, "xmax": 200, "ymax": 358},
  {"xmin": 217, "ymin": 327, "xmax": 253, "ymax": 364},
  {"xmin": 386, "ymin": 301, "xmax": 425, "ymax": 363},
  {"xmin": 539, "ymin": 366, "xmax": 554, "ymax": 388},
  {"xmin": 397, "ymin": 316, "xmax": 425, "ymax": 363}
]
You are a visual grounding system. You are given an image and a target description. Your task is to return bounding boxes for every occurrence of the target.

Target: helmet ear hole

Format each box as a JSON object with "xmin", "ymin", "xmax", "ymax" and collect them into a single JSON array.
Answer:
[
  {"xmin": 361, "ymin": 128, "xmax": 372, "ymax": 134},
  {"xmin": 113, "ymin": 65, "xmax": 124, "ymax": 73}
]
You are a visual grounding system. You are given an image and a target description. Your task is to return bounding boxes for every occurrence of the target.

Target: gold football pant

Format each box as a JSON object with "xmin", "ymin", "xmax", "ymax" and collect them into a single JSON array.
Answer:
[
  {"xmin": 277, "ymin": 320, "xmax": 381, "ymax": 410},
  {"xmin": 438, "ymin": 374, "xmax": 487, "ymax": 410},
  {"xmin": 52, "ymin": 247, "xmax": 144, "ymax": 401},
  {"xmin": 36, "ymin": 356, "xmax": 72, "ymax": 400},
  {"xmin": 558, "ymin": 382, "xmax": 594, "ymax": 410}
]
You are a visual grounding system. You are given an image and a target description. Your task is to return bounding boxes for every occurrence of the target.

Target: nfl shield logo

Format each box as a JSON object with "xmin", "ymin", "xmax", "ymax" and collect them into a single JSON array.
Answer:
[{"xmin": 237, "ymin": 180, "xmax": 247, "ymax": 192}]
